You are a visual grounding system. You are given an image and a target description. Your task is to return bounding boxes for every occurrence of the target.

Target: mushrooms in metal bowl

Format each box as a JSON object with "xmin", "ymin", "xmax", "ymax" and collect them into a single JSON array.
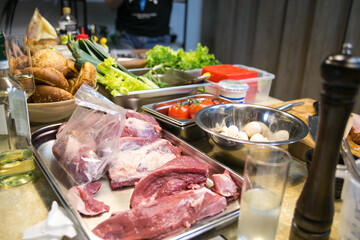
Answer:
[{"xmin": 194, "ymin": 103, "xmax": 308, "ymax": 166}]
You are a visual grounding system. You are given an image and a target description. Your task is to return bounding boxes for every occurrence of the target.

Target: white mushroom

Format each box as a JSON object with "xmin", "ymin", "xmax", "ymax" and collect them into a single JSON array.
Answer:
[
  {"xmin": 213, "ymin": 123, "xmax": 222, "ymax": 132},
  {"xmin": 257, "ymin": 122, "xmax": 272, "ymax": 138},
  {"xmin": 272, "ymin": 130, "xmax": 290, "ymax": 141},
  {"xmin": 242, "ymin": 122, "xmax": 262, "ymax": 137},
  {"xmin": 220, "ymin": 126, "xmax": 228, "ymax": 134},
  {"xmin": 250, "ymin": 133, "xmax": 268, "ymax": 142},
  {"xmin": 227, "ymin": 125, "xmax": 239, "ymax": 138},
  {"xmin": 237, "ymin": 131, "xmax": 249, "ymax": 141}
]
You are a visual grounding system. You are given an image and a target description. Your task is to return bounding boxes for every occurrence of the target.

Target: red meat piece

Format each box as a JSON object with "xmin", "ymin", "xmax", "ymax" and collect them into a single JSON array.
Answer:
[
  {"xmin": 212, "ymin": 170, "xmax": 239, "ymax": 202},
  {"xmin": 121, "ymin": 109, "xmax": 162, "ymax": 139},
  {"xmin": 130, "ymin": 156, "xmax": 210, "ymax": 208},
  {"xmin": 67, "ymin": 182, "xmax": 110, "ymax": 216},
  {"xmin": 107, "ymin": 137, "xmax": 182, "ymax": 189},
  {"xmin": 92, "ymin": 188, "xmax": 227, "ymax": 240}
]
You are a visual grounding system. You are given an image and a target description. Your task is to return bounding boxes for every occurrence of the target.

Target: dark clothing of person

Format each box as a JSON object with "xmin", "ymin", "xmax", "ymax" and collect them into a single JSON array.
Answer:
[
  {"xmin": 115, "ymin": 30, "xmax": 170, "ymax": 49},
  {"xmin": 115, "ymin": 0, "xmax": 173, "ymax": 38}
]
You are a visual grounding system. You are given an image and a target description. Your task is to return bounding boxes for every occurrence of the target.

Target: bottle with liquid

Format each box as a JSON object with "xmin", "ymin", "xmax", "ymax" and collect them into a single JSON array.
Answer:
[
  {"xmin": 58, "ymin": 7, "xmax": 77, "ymax": 44},
  {"xmin": 0, "ymin": 32, "xmax": 36, "ymax": 188}
]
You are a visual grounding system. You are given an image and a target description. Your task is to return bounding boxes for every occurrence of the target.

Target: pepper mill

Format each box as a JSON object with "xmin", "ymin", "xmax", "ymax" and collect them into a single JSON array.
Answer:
[{"xmin": 290, "ymin": 43, "xmax": 360, "ymax": 239}]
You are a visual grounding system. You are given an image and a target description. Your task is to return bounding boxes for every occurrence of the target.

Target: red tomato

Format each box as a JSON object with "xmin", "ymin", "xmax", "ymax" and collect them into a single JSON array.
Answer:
[
  {"xmin": 189, "ymin": 98, "xmax": 214, "ymax": 119},
  {"xmin": 168, "ymin": 102, "xmax": 191, "ymax": 119},
  {"xmin": 212, "ymin": 99, "xmax": 221, "ymax": 105}
]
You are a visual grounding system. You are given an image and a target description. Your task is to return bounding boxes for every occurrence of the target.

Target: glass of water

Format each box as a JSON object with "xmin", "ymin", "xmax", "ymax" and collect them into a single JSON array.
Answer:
[
  {"xmin": 6, "ymin": 35, "xmax": 35, "ymax": 99},
  {"xmin": 237, "ymin": 145, "xmax": 291, "ymax": 240}
]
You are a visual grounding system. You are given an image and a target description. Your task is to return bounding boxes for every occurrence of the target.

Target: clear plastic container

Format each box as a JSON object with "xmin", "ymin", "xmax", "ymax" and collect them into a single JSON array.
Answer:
[
  {"xmin": 186, "ymin": 64, "xmax": 275, "ymax": 103},
  {"xmin": 218, "ymin": 80, "xmax": 249, "ymax": 103}
]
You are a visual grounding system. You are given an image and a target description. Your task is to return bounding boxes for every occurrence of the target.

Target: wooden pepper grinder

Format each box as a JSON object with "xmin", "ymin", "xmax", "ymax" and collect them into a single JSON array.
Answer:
[{"xmin": 290, "ymin": 43, "xmax": 360, "ymax": 239}]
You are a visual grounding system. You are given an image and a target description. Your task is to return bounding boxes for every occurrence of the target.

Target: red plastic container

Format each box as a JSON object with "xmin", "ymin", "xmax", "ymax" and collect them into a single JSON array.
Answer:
[
  {"xmin": 202, "ymin": 64, "xmax": 258, "ymax": 83},
  {"xmin": 202, "ymin": 64, "xmax": 258, "ymax": 102}
]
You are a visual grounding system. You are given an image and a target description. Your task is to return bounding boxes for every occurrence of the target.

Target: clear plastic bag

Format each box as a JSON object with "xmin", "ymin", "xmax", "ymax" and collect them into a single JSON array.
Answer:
[{"xmin": 52, "ymin": 84, "xmax": 126, "ymax": 184}]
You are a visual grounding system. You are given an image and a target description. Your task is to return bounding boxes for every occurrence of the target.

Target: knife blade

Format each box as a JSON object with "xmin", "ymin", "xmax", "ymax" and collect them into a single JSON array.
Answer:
[{"xmin": 308, "ymin": 101, "xmax": 320, "ymax": 141}]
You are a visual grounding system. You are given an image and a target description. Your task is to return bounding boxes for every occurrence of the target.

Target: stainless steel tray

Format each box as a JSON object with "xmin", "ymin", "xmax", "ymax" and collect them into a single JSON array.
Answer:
[
  {"xmin": 141, "ymin": 94, "xmax": 231, "ymax": 141},
  {"xmin": 31, "ymin": 123, "xmax": 242, "ymax": 240},
  {"xmin": 97, "ymin": 83, "xmax": 211, "ymax": 111},
  {"xmin": 97, "ymin": 67, "xmax": 211, "ymax": 112},
  {"xmin": 141, "ymin": 94, "xmax": 231, "ymax": 127}
]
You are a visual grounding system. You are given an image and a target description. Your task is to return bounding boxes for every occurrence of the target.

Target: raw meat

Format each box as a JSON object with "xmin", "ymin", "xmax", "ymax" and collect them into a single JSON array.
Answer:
[
  {"xmin": 52, "ymin": 109, "xmax": 162, "ymax": 185},
  {"xmin": 52, "ymin": 133, "xmax": 101, "ymax": 184},
  {"xmin": 67, "ymin": 182, "xmax": 110, "ymax": 216},
  {"xmin": 107, "ymin": 137, "xmax": 182, "ymax": 189},
  {"xmin": 52, "ymin": 110, "xmax": 125, "ymax": 184},
  {"xmin": 92, "ymin": 188, "xmax": 227, "ymax": 240},
  {"xmin": 130, "ymin": 156, "xmax": 210, "ymax": 208},
  {"xmin": 121, "ymin": 109, "xmax": 162, "ymax": 139},
  {"xmin": 126, "ymin": 109, "xmax": 160, "ymax": 127},
  {"xmin": 84, "ymin": 181, "xmax": 101, "ymax": 195},
  {"xmin": 212, "ymin": 170, "xmax": 239, "ymax": 202}
]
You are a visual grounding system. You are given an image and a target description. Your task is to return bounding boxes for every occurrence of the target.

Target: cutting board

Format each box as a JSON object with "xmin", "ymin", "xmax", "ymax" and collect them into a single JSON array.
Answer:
[{"xmin": 269, "ymin": 98, "xmax": 360, "ymax": 159}]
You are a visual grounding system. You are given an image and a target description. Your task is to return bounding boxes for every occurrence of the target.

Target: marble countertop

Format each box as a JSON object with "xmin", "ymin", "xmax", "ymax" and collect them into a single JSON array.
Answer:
[{"xmin": 0, "ymin": 97, "xmax": 343, "ymax": 240}]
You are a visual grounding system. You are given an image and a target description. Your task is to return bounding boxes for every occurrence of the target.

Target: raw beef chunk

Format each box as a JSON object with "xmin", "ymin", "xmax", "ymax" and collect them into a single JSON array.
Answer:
[
  {"xmin": 84, "ymin": 181, "xmax": 101, "ymax": 195},
  {"xmin": 107, "ymin": 137, "xmax": 181, "ymax": 189},
  {"xmin": 92, "ymin": 188, "xmax": 227, "ymax": 240},
  {"xmin": 52, "ymin": 110, "xmax": 161, "ymax": 185},
  {"xmin": 52, "ymin": 110, "xmax": 125, "ymax": 184},
  {"xmin": 121, "ymin": 109, "xmax": 162, "ymax": 139},
  {"xmin": 67, "ymin": 182, "xmax": 110, "ymax": 216},
  {"xmin": 212, "ymin": 170, "xmax": 239, "ymax": 202},
  {"xmin": 52, "ymin": 134, "xmax": 102, "ymax": 184},
  {"xmin": 125, "ymin": 109, "xmax": 160, "ymax": 127},
  {"xmin": 130, "ymin": 156, "xmax": 210, "ymax": 208}
]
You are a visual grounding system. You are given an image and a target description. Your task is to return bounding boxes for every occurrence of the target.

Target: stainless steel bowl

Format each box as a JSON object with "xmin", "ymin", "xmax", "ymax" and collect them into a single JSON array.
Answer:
[{"xmin": 194, "ymin": 103, "xmax": 308, "ymax": 166}]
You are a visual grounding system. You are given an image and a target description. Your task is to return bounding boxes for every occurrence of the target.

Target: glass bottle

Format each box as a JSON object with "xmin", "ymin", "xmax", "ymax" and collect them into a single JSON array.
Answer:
[
  {"xmin": 58, "ymin": 7, "xmax": 78, "ymax": 43},
  {"xmin": 0, "ymin": 32, "xmax": 36, "ymax": 188}
]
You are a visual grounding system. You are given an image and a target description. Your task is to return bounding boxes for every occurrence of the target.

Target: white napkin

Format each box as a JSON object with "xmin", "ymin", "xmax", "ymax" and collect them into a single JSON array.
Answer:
[{"xmin": 22, "ymin": 201, "xmax": 77, "ymax": 240}]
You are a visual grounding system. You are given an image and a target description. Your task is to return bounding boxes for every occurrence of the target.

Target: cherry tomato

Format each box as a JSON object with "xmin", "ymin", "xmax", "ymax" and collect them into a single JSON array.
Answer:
[
  {"xmin": 189, "ymin": 98, "xmax": 215, "ymax": 119},
  {"xmin": 168, "ymin": 102, "xmax": 191, "ymax": 119},
  {"xmin": 212, "ymin": 99, "xmax": 222, "ymax": 105}
]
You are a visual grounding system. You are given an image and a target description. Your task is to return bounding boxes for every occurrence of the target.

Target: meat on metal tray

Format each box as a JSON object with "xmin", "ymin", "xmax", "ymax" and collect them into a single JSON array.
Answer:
[{"xmin": 31, "ymin": 123, "xmax": 243, "ymax": 240}]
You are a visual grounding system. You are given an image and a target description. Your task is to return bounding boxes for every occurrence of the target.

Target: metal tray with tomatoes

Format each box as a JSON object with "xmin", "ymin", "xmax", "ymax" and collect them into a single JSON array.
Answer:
[{"xmin": 141, "ymin": 94, "xmax": 231, "ymax": 141}]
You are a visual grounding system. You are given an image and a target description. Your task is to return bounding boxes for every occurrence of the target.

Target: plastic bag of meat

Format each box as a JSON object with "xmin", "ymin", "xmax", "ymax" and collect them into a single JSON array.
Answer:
[{"xmin": 52, "ymin": 84, "xmax": 126, "ymax": 185}]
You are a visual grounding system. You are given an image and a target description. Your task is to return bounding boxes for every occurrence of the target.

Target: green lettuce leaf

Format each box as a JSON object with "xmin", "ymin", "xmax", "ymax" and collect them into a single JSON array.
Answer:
[
  {"xmin": 145, "ymin": 43, "xmax": 221, "ymax": 71},
  {"xmin": 97, "ymin": 58, "xmax": 158, "ymax": 96}
]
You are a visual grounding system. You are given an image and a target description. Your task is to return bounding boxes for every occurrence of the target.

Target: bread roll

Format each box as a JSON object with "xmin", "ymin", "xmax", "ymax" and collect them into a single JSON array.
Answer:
[
  {"xmin": 15, "ymin": 55, "xmax": 31, "ymax": 69},
  {"xmin": 66, "ymin": 59, "xmax": 79, "ymax": 78},
  {"xmin": 32, "ymin": 85, "xmax": 73, "ymax": 103},
  {"xmin": 70, "ymin": 62, "xmax": 97, "ymax": 94},
  {"xmin": 32, "ymin": 49, "xmax": 68, "ymax": 76},
  {"xmin": 29, "ymin": 67, "xmax": 70, "ymax": 91}
]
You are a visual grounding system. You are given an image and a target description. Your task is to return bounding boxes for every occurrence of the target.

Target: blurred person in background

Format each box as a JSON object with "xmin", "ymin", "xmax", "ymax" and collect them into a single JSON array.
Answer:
[{"xmin": 105, "ymin": 0, "xmax": 173, "ymax": 49}]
